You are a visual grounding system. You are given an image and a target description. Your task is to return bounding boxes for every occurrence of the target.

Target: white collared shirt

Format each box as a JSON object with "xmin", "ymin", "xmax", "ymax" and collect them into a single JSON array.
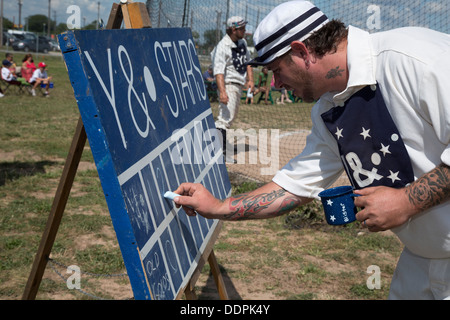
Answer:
[
  {"xmin": 273, "ymin": 26, "xmax": 450, "ymax": 258},
  {"xmin": 211, "ymin": 34, "xmax": 251, "ymax": 86}
]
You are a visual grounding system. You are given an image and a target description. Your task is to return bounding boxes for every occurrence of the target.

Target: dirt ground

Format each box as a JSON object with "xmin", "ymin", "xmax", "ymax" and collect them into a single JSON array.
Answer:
[{"xmin": 2, "ymin": 136, "xmax": 400, "ymax": 300}]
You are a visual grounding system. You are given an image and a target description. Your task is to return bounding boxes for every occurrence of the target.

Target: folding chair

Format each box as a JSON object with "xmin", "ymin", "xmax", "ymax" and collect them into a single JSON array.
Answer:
[
  {"xmin": 257, "ymin": 90, "xmax": 274, "ymax": 104},
  {"xmin": 0, "ymin": 77, "xmax": 9, "ymax": 93},
  {"xmin": 288, "ymin": 90, "xmax": 302, "ymax": 103},
  {"xmin": 0, "ymin": 75, "xmax": 31, "ymax": 95}
]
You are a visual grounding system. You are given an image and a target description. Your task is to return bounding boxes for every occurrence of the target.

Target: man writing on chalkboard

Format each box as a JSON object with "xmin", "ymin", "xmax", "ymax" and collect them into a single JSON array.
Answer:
[
  {"xmin": 211, "ymin": 16, "xmax": 254, "ymax": 159},
  {"xmin": 173, "ymin": 1, "xmax": 450, "ymax": 299}
]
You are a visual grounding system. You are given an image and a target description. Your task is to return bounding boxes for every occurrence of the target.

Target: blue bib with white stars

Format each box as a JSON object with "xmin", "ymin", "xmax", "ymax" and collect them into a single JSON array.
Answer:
[
  {"xmin": 232, "ymin": 40, "xmax": 248, "ymax": 75},
  {"xmin": 321, "ymin": 84, "xmax": 415, "ymax": 190}
]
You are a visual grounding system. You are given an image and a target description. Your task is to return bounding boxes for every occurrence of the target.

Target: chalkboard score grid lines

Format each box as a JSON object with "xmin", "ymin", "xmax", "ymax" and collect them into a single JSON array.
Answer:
[
  {"xmin": 120, "ymin": 111, "xmax": 229, "ymax": 300},
  {"xmin": 58, "ymin": 28, "xmax": 231, "ymax": 300}
]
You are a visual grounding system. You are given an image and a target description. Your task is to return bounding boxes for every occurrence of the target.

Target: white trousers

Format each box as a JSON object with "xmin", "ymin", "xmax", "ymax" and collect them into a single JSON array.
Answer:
[
  {"xmin": 215, "ymin": 83, "xmax": 242, "ymax": 130},
  {"xmin": 389, "ymin": 247, "xmax": 450, "ymax": 300}
]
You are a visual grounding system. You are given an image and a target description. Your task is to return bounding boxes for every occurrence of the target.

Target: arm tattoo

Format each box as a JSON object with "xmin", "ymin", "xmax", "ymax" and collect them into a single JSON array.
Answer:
[
  {"xmin": 406, "ymin": 163, "xmax": 450, "ymax": 212},
  {"xmin": 224, "ymin": 189, "xmax": 301, "ymax": 221},
  {"xmin": 325, "ymin": 66, "xmax": 345, "ymax": 79}
]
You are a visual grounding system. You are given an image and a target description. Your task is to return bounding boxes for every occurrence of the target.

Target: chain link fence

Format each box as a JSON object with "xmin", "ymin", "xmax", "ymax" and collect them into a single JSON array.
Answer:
[{"xmin": 145, "ymin": 0, "xmax": 449, "ymax": 185}]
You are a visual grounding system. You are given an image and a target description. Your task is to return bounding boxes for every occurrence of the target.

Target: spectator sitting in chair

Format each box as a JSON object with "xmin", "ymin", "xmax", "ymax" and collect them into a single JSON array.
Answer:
[
  {"xmin": 203, "ymin": 65, "xmax": 215, "ymax": 83},
  {"xmin": 270, "ymin": 76, "xmax": 292, "ymax": 104},
  {"xmin": 29, "ymin": 62, "xmax": 52, "ymax": 97},
  {"xmin": 21, "ymin": 54, "xmax": 36, "ymax": 83},
  {"xmin": 4, "ymin": 53, "xmax": 19, "ymax": 77},
  {"xmin": 2, "ymin": 59, "xmax": 27, "ymax": 86}
]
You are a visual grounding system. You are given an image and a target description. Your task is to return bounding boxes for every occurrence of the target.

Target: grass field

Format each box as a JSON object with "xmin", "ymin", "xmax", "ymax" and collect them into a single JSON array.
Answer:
[{"xmin": 0, "ymin": 50, "xmax": 403, "ymax": 300}]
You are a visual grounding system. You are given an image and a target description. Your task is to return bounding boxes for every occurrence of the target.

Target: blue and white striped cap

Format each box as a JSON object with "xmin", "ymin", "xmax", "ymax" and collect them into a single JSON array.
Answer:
[
  {"xmin": 249, "ymin": 1, "xmax": 329, "ymax": 66},
  {"xmin": 227, "ymin": 16, "xmax": 248, "ymax": 29}
]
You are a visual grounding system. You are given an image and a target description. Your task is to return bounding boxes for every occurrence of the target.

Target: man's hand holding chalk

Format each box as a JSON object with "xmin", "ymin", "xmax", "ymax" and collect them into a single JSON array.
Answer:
[
  {"xmin": 164, "ymin": 191, "xmax": 181, "ymax": 201},
  {"xmin": 165, "ymin": 183, "xmax": 226, "ymax": 219},
  {"xmin": 164, "ymin": 191, "xmax": 198, "ymax": 216}
]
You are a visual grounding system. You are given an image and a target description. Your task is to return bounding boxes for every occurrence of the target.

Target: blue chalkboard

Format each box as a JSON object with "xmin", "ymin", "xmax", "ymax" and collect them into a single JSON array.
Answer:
[{"xmin": 58, "ymin": 28, "xmax": 231, "ymax": 300}]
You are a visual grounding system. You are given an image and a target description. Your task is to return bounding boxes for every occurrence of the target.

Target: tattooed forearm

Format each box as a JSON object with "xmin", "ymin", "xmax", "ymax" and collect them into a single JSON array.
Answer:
[
  {"xmin": 405, "ymin": 163, "xmax": 450, "ymax": 212},
  {"xmin": 278, "ymin": 197, "xmax": 302, "ymax": 213},
  {"xmin": 224, "ymin": 189, "xmax": 301, "ymax": 220}
]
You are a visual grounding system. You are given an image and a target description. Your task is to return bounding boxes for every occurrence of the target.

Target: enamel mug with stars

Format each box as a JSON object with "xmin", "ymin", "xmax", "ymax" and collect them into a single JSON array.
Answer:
[{"xmin": 318, "ymin": 186, "xmax": 360, "ymax": 225}]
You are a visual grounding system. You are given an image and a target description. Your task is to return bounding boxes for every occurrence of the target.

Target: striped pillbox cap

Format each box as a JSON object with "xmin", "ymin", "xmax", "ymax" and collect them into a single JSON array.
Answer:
[
  {"xmin": 227, "ymin": 16, "xmax": 248, "ymax": 29},
  {"xmin": 248, "ymin": 1, "xmax": 329, "ymax": 66}
]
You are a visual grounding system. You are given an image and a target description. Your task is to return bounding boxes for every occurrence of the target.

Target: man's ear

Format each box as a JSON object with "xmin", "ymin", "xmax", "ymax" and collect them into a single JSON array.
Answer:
[{"xmin": 290, "ymin": 41, "xmax": 310, "ymax": 60}]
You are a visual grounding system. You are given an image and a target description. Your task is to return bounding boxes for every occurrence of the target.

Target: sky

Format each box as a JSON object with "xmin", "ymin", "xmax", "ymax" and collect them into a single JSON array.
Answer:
[
  {"xmin": 2, "ymin": 0, "xmax": 448, "ymax": 37},
  {"xmin": 2, "ymin": 0, "xmax": 114, "ymax": 28}
]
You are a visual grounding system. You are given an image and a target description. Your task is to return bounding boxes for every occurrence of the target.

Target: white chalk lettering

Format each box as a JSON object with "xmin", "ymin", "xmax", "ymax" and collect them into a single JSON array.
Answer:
[
  {"xmin": 118, "ymin": 45, "xmax": 156, "ymax": 139},
  {"xmin": 85, "ymin": 37, "xmax": 208, "ymax": 151},
  {"xmin": 161, "ymin": 41, "xmax": 187, "ymax": 112},
  {"xmin": 173, "ymin": 41, "xmax": 195, "ymax": 108},
  {"xmin": 187, "ymin": 39, "xmax": 207, "ymax": 101},
  {"xmin": 155, "ymin": 41, "xmax": 179, "ymax": 118},
  {"xmin": 85, "ymin": 49, "xmax": 127, "ymax": 149},
  {"xmin": 146, "ymin": 252, "xmax": 171, "ymax": 300}
]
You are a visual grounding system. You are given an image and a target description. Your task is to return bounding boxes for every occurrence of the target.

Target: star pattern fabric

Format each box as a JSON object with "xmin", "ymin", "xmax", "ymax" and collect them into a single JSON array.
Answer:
[
  {"xmin": 321, "ymin": 84, "xmax": 415, "ymax": 190},
  {"xmin": 231, "ymin": 41, "xmax": 248, "ymax": 75}
]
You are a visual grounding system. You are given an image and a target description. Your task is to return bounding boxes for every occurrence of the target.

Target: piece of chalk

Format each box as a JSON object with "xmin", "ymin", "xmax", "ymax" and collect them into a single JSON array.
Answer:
[{"xmin": 164, "ymin": 191, "xmax": 180, "ymax": 201}]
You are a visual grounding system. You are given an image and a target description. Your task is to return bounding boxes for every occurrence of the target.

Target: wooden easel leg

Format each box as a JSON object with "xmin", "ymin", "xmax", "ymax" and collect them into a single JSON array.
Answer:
[
  {"xmin": 184, "ymin": 279, "xmax": 198, "ymax": 300},
  {"xmin": 182, "ymin": 249, "xmax": 229, "ymax": 300},
  {"xmin": 106, "ymin": 2, "xmax": 151, "ymax": 29},
  {"xmin": 106, "ymin": 3, "xmax": 123, "ymax": 29},
  {"xmin": 22, "ymin": 117, "xmax": 87, "ymax": 300},
  {"xmin": 208, "ymin": 250, "xmax": 229, "ymax": 300}
]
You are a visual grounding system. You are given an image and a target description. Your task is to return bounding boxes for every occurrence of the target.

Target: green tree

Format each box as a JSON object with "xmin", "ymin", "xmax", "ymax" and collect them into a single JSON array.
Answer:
[
  {"xmin": 55, "ymin": 23, "xmax": 68, "ymax": 35},
  {"xmin": 203, "ymin": 29, "xmax": 221, "ymax": 48},
  {"xmin": 191, "ymin": 30, "xmax": 200, "ymax": 42},
  {"xmin": 27, "ymin": 14, "xmax": 55, "ymax": 34},
  {"xmin": 2, "ymin": 17, "xmax": 14, "ymax": 30},
  {"xmin": 83, "ymin": 21, "xmax": 98, "ymax": 30}
]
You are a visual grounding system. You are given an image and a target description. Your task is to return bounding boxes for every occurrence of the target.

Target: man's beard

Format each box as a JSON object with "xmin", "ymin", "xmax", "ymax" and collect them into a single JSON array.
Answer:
[
  {"xmin": 292, "ymin": 67, "xmax": 315, "ymax": 103},
  {"xmin": 285, "ymin": 55, "xmax": 315, "ymax": 103}
]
